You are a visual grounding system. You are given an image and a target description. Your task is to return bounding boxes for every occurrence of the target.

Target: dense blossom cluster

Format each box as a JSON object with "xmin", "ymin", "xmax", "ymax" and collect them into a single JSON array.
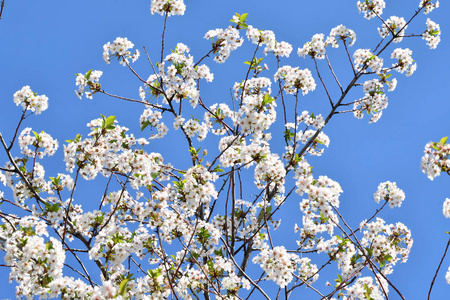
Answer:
[
  {"xmin": 150, "ymin": 0, "xmax": 186, "ymax": 16},
  {"xmin": 357, "ymin": 0, "xmax": 386, "ymax": 20},
  {"xmin": 63, "ymin": 117, "xmax": 165, "ymax": 187},
  {"xmin": 18, "ymin": 127, "xmax": 58, "ymax": 158},
  {"xmin": 325, "ymin": 25, "xmax": 356, "ymax": 48},
  {"xmin": 378, "ymin": 16, "xmax": 407, "ymax": 43},
  {"xmin": 420, "ymin": 138, "xmax": 450, "ymax": 180},
  {"xmin": 143, "ymin": 43, "xmax": 213, "ymax": 107},
  {"xmin": 353, "ymin": 49, "xmax": 383, "ymax": 73},
  {"xmin": 103, "ymin": 37, "xmax": 140, "ymax": 66},
  {"xmin": 231, "ymin": 77, "xmax": 277, "ymax": 135},
  {"xmin": 75, "ymin": 70, "xmax": 103, "ymax": 99},
  {"xmin": 373, "ymin": 181, "xmax": 405, "ymax": 208},
  {"xmin": 139, "ymin": 108, "xmax": 168, "ymax": 139},
  {"xmin": 1, "ymin": 217, "xmax": 67, "ymax": 298},
  {"xmin": 204, "ymin": 26, "xmax": 243, "ymax": 63},
  {"xmin": 13, "ymin": 86, "xmax": 48, "ymax": 115},
  {"xmin": 391, "ymin": 48, "xmax": 417, "ymax": 76},
  {"xmin": 353, "ymin": 79, "xmax": 388, "ymax": 123},
  {"xmin": 252, "ymin": 246, "xmax": 317, "ymax": 288},
  {"xmin": 420, "ymin": 0, "xmax": 440, "ymax": 14},
  {"xmin": 297, "ymin": 33, "xmax": 326, "ymax": 59},
  {"xmin": 344, "ymin": 276, "xmax": 387, "ymax": 300},
  {"xmin": 423, "ymin": 18, "xmax": 441, "ymax": 49},
  {"xmin": 360, "ymin": 218, "xmax": 413, "ymax": 274},
  {"xmin": 274, "ymin": 65, "xmax": 316, "ymax": 95}
]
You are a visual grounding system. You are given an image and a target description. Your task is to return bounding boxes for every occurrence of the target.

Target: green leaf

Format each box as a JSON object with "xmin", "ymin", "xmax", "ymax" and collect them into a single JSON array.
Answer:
[
  {"xmin": 105, "ymin": 115, "xmax": 116, "ymax": 127},
  {"xmin": 50, "ymin": 176, "xmax": 61, "ymax": 186},
  {"xmin": 32, "ymin": 131, "xmax": 40, "ymax": 141},
  {"xmin": 336, "ymin": 273, "xmax": 343, "ymax": 283},
  {"xmin": 45, "ymin": 202, "xmax": 61, "ymax": 213},
  {"xmin": 141, "ymin": 121, "xmax": 151, "ymax": 131},
  {"xmin": 262, "ymin": 93, "xmax": 275, "ymax": 106},
  {"xmin": 85, "ymin": 69, "xmax": 92, "ymax": 80},
  {"xmin": 439, "ymin": 136, "xmax": 448, "ymax": 145},
  {"xmin": 240, "ymin": 13, "xmax": 248, "ymax": 22},
  {"xmin": 213, "ymin": 164, "xmax": 224, "ymax": 173},
  {"xmin": 119, "ymin": 278, "xmax": 129, "ymax": 297},
  {"xmin": 430, "ymin": 29, "xmax": 440, "ymax": 36}
]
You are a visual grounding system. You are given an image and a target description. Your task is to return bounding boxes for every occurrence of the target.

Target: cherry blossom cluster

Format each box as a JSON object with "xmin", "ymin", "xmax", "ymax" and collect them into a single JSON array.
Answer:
[
  {"xmin": 420, "ymin": 137, "xmax": 450, "ymax": 180},
  {"xmin": 232, "ymin": 77, "xmax": 277, "ymax": 135},
  {"xmin": 357, "ymin": 0, "xmax": 386, "ymax": 20},
  {"xmin": 178, "ymin": 165, "xmax": 218, "ymax": 215},
  {"xmin": 139, "ymin": 108, "xmax": 168, "ymax": 139},
  {"xmin": 423, "ymin": 18, "xmax": 441, "ymax": 49},
  {"xmin": 63, "ymin": 117, "xmax": 165, "ymax": 188},
  {"xmin": 217, "ymin": 135, "xmax": 270, "ymax": 170},
  {"xmin": 325, "ymin": 25, "xmax": 356, "ymax": 48},
  {"xmin": 359, "ymin": 218, "xmax": 413, "ymax": 274},
  {"xmin": 204, "ymin": 26, "xmax": 243, "ymax": 63},
  {"xmin": 203, "ymin": 103, "xmax": 234, "ymax": 136},
  {"xmin": 253, "ymin": 246, "xmax": 317, "ymax": 288},
  {"xmin": 254, "ymin": 153, "xmax": 286, "ymax": 193},
  {"xmin": 75, "ymin": 70, "xmax": 103, "ymax": 99},
  {"xmin": 183, "ymin": 118, "xmax": 209, "ymax": 141},
  {"xmin": 296, "ymin": 175, "xmax": 342, "ymax": 251},
  {"xmin": 13, "ymin": 85, "xmax": 48, "ymax": 115},
  {"xmin": 3, "ymin": 160, "xmax": 51, "ymax": 205},
  {"xmin": 378, "ymin": 16, "xmax": 407, "ymax": 43},
  {"xmin": 300, "ymin": 129, "xmax": 330, "ymax": 156},
  {"xmin": 420, "ymin": 0, "xmax": 440, "ymax": 14},
  {"xmin": 344, "ymin": 276, "xmax": 388, "ymax": 300},
  {"xmin": 18, "ymin": 127, "xmax": 58, "ymax": 158},
  {"xmin": 144, "ymin": 43, "xmax": 213, "ymax": 107},
  {"xmin": 297, "ymin": 110, "xmax": 325, "ymax": 129},
  {"xmin": 297, "ymin": 33, "xmax": 326, "ymax": 59},
  {"xmin": 443, "ymin": 198, "xmax": 450, "ymax": 218},
  {"xmin": 2, "ymin": 216, "xmax": 66, "ymax": 299},
  {"xmin": 246, "ymin": 25, "xmax": 293, "ymax": 57},
  {"xmin": 273, "ymin": 65, "xmax": 316, "ymax": 95},
  {"xmin": 373, "ymin": 181, "xmax": 405, "ymax": 208},
  {"xmin": 353, "ymin": 79, "xmax": 388, "ymax": 123},
  {"xmin": 103, "ymin": 37, "xmax": 140, "ymax": 66},
  {"xmin": 391, "ymin": 48, "xmax": 417, "ymax": 77},
  {"xmin": 353, "ymin": 49, "xmax": 383, "ymax": 73},
  {"xmin": 150, "ymin": 0, "xmax": 186, "ymax": 16}
]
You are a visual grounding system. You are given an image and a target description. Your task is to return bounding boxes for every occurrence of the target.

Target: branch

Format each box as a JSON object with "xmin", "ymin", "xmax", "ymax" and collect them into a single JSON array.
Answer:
[{"xmin": 428, "ymin": 236, "xmax": 450, "ymax": 300}]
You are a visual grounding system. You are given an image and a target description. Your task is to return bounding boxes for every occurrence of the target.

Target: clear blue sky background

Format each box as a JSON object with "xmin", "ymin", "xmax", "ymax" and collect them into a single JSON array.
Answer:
[{"xmin": 0, "ymin": 1, "xmax": 449, "ymax": 299}]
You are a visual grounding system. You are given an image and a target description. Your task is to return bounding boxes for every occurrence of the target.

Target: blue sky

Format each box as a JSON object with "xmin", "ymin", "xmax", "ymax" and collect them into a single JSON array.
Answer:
[{"xmin": 0, "ymin": 0, "xmax": 449, "ymax": 299}]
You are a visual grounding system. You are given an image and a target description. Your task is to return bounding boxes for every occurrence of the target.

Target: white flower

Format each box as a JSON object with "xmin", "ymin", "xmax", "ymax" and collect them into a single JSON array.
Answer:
[
  {"xmin": 298, "ymin": 33, "xmax": 326, "ymax": 59},
  {"xmin": 151, "ymin": 0, "xmax": 186, "ymax": 16},
  {"xmin": 13, "ymin": 86, "xmax": 48, "ymax": 114},
  {"xmin": 103, "ymin": 37, "xmax": 140, "ymax": 66},
  {"xmin": 443, "ymin": 198, "xmax": 450, "ymax": 218},
  {"xmin": 326, "ymin": 25, "xmax": 356, "ymax": 48},
  {"xmin": 357, "ymin": 0, "xmax": 386, "ymax": 20},
  {"xmin": 378, "ymin": 16, "xmax": 407, "ymax": 43},
  {"xmin": 373, "ymin": 181, "xmax": 405, "ymax": 208},
  {"xmin": 423, "ymin": 18, "xmax": 441, "ymax": 49}
]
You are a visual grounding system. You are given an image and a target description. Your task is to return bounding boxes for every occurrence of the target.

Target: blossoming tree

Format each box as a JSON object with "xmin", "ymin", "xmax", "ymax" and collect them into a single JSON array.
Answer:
[{"xmin": 0, "ymin": 0, "xmax": 445, "ymax": 299}]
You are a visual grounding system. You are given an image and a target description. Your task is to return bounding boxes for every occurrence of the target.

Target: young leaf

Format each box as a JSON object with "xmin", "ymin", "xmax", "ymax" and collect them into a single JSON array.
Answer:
[{"xmin": 85, "ymin": 69, "xmax": 92, "ymax": 80}]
